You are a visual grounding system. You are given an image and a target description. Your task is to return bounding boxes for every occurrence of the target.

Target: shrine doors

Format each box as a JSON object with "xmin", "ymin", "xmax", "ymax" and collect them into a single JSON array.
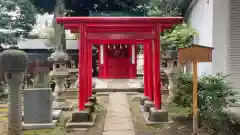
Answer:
[{"xmin": 98, "ymin": 44, "xmax": 137, "ymax": 79}]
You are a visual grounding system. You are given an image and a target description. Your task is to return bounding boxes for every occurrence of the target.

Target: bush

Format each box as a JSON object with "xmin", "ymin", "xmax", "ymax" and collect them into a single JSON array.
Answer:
[{"xmin": 173, "ymin": 72, "xmax": 236, "ymax": 133}]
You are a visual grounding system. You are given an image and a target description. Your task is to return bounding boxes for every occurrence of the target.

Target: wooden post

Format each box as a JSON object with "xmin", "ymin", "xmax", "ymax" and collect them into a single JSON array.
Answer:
[
  {"xmin": 178, "ymin": 44, "xmax": 213, "ymax": 135},
  {"xmin": 192, "ymin": 61, "xmax": 198, "ymax": 135}
]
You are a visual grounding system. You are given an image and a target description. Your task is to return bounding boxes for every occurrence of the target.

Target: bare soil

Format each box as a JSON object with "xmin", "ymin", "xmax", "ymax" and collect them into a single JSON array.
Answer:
[{"xmin": 127, "ymin": 95, "xmax": 240, "ymax": 135}]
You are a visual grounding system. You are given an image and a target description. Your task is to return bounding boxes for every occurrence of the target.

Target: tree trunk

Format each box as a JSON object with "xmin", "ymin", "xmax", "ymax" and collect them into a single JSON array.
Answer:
[{"xmin": 52, "ymin": 0, "xmax": 66, "ymax": 51}]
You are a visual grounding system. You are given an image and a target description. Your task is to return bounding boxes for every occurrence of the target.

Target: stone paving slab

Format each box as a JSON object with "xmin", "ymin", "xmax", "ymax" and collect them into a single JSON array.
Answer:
[
  {"xmin": 104, "ymin": 117, "xmax": 132, "ymax": 124},
  {"xmin": 103, "ymin": 130, "xmax": 135, "ymax": 135},
  {"xmin": 104, "ymin": 122, "xmax": 134, "ymax": 131},
  {"xmin": 103, "ymin": 92, "xmax": 135, "ymax": 135}
]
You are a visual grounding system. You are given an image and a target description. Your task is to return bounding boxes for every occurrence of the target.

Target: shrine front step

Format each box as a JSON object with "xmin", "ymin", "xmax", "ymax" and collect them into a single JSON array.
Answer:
[{"xmin": 64, "ymin": 88, "xmax": 169, "ymax": 100}]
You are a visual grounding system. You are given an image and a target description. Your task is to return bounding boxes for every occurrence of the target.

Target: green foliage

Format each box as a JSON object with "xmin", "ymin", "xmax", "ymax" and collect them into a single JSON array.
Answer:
[
  {"xmin": 174, "ymin": 72, "xmax": 236, "ymax": 132},
  {"xmin": 161, "ymin": 23, "xmax": 198, "ymax": 50},
  {"xmin": 0, "ymin": 0, "xmax": 37, "ymax": 45},
  {"xmin": 147, "ymin": 0, "xmax": 181, "ymax": 16}
]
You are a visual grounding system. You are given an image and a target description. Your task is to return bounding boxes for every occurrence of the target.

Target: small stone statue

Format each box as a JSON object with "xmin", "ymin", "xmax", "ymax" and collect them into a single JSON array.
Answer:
[{"xmin": 0, "ymin": 48, "xmax": 28, "ymax": 135}]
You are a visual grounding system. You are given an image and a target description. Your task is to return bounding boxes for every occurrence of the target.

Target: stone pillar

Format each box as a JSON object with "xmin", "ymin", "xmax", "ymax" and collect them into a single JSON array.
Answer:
[
  {"xmin": 0, "ymin": 48, "xmax": 28, "ymax": 135},
  {"xmin": 48, "ymin": 51, "xmax": 70, "ymax": 110}
]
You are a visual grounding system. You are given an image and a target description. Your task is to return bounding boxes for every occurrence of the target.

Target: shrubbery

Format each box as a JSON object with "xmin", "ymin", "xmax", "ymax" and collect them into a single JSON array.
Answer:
[{"xmin": 173, "ymin": 72, "xmax": 236, "ymax": 133}]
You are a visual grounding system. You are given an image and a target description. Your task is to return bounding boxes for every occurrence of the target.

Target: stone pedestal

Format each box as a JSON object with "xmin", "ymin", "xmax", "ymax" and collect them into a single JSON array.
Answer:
[
  {"xmin": 66, "ymin": 109, "xmax": 96, "ymax": 128},
  {"xmin": 22, "ymin": 88, "xmax": 57, "ymax": 129},
  {"xmin": 50, "ymin": 71, "xmax": 70, "ymax": 110},
  {"xmin": 148, "ymin": 107, "xmax": 168, "ymax": 122}
]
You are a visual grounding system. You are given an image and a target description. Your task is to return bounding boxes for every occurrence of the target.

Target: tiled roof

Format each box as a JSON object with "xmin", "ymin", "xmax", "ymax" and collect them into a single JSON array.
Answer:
[{"xmin": 2, "ymin": 39, "xmax": 97, "ymax": 50}]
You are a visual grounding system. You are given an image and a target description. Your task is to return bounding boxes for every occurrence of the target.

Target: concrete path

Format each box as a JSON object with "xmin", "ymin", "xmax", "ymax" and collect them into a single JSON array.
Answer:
[{"xmin": 102, "ymin": 92, "xmax": 135, "ymax": 135}]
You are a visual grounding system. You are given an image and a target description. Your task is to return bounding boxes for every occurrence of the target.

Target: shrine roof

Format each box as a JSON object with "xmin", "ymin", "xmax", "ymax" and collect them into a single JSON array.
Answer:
[{"xmin": 56, "ymin": 16, "xmax": 183, "ymax": 24}]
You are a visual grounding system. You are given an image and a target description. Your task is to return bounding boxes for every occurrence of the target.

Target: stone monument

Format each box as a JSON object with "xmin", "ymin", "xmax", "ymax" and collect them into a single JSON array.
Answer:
[
  {"xmin": 48, "ymin": 51, "xmax": 70, "ymax": 110},
  {"xmin": 22, "ymin": 88, "xmax": 57, "ymax": 129},
  {"xmin": 0, "ymin": 47, "xmax": 28, "ymax": 135}
]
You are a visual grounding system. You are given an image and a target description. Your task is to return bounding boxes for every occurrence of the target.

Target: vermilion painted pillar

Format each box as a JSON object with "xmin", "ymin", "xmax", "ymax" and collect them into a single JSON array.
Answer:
[
  {"xmin": 79, "ymin": 23, "xmax": 85, "ymax": 110},
  {"xmin": 86, "ymin": 42, "xmax": 90, "ymax": 100},
  {"xmin": 153, "ymin": 25, "xmax": 162, "ymax": 109},
  {"xmin": 85, "ymin": 41, "xmax": 89, "ymax": 101},
  {"xmin": 82, "ymin": 36, "xmax": 87, "ymax": 103},
  {"xmin": 89, "ymin": 43, "xmax": 93, "ymax": 97},
  {"xmin": 147, "ymin": 40, "xmax": 154, "ymax": 101},
  {"xmin": 143, "ymin": 42, "xmax": 148, "ymax": 97}
]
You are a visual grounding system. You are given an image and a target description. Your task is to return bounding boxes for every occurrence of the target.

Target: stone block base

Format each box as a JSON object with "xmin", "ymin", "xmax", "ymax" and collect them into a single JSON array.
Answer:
[
  {"xmin": 143, "ymin": 107, "xmax": 172, "ymax": 125},
  {"xmin": 22, "ymin": 110, "xmax": 62, "ymax": 121},
  {"xmin": 143, "ymin": 100, "xmax": 154, "ymax": 112},
  {"xmin": 89, "ymin": 95, "xmax": 97, "ymax": 104},
  {"xmin": 140, "ymin": 96, "xmax": 148, "ymax": 106},
  {"xmin": 148, "ymin": 107, "xmax": 168, "ymax": 122},
  {"xmin": 66, "ymin": 109, "xmax": 96, "ymax": 128},
  {"xmin": 22, "ymin": 120, "xmax": 57, "ymax": 130},
  {"xmin": 85, "ymin": 101, "xmax": 95, "ymax": 112},
  {"xmin": 72, "ymin": 109, "xmax": 92, "ymax": 122}
]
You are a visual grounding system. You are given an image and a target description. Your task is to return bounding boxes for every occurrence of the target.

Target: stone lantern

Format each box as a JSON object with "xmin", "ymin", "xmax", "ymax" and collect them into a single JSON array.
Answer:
[
  {"xmin": 68, "ymin": 61, "xmax": 78, "ymax": 88},
  {"xmin": 0, "ymin": 47, "xmax": 28, "ymax": 134},
  {"xmin": 164, "ymin": 59, "xmax": 179, "ymax": 103},
  {"xmin": 48, "ymin": 51, "xmax": 69, "ymax": 110}
]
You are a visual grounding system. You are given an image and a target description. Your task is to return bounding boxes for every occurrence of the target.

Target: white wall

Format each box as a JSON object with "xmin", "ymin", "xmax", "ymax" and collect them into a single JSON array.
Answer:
[{"xmin": 187, "ymin": 0, "xmax": 229, "ymax": 75}]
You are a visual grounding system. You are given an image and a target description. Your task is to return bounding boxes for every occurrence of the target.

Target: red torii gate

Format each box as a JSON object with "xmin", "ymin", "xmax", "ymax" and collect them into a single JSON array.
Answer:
[{"xmin": 56, "ymin": 17, "xmax": 182, "ymax": 117}]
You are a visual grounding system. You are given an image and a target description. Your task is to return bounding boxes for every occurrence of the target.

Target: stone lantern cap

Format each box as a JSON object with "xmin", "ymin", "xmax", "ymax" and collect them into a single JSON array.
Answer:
[
  {"xmin": 0, "ymin": 49, "xmax": 28, "ymax": 72},
  {"xmin": 48, "ymin": 51, "xmax": 69, "ymax": 63}
]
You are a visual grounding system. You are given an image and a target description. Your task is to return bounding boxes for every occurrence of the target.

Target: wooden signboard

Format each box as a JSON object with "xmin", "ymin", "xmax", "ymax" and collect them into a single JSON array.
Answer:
[
  {"xmin": 178, "ymin": 44, "xmax": 213, "ymax": 62},
  {"xmin": 178, "ymin": 44, "xmax": 213, "ymax": 135}
]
